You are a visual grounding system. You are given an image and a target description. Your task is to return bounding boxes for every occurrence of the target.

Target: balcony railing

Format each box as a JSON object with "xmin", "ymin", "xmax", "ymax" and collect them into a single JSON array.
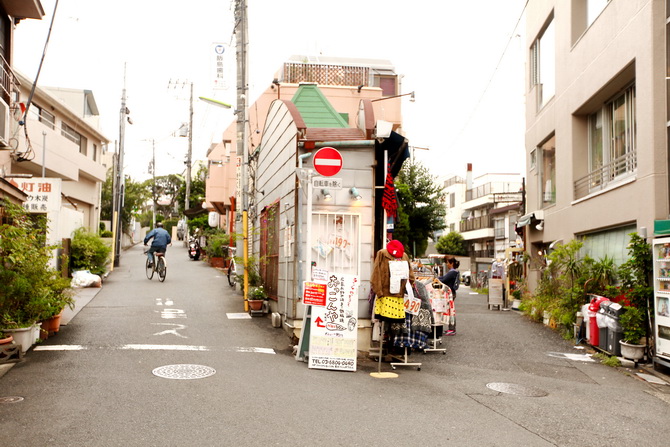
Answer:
[
  {"xmin": 0, "ymin": 53, "xmax": 17, "ymax": 104},
  {"xmin": 574, "ymin": 151, "xmax": 637, "ymax": 200},
  {"xmin": 283, "ymin": 62, "xmax": 369, "ymax": 87},
  {"xmin": 471, "ymin": 249, "xmax": 495, "ymax": 258},
  {"xmin": 460, "ymin": 214, "xmax": 493, "ymax": 232}
]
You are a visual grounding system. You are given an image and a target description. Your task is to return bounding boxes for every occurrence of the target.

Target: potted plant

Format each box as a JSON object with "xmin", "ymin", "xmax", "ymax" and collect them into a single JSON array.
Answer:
[
  {"xmin": 248, "ymin": 286, "xmax": 267, "ymax": 311},
  {"xmin": 205, "ymin": 231, "xmax": 229, "ymax": 268},
  {"xmin": 0, "ymin": 202, "xmax": 72, "ymax": 351},
  {"xmin": 619, "ymin": 305, "xmax": 646, "ymax": 364}
]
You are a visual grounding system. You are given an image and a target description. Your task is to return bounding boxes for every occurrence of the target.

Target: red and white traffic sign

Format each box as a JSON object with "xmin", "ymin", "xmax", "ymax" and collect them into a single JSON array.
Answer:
[{"xmin": 312, "ymin": 147, "xmax": 342, "ymax": 177}]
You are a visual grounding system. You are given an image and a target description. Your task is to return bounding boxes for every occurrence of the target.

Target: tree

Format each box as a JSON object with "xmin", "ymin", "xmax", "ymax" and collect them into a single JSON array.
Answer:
[
  {"xmin": 176, "ymin": 165, "xmax": 207, "ymax": 212},
  {"xmin": 392, "ymin": 159, "xmax": 446, "ymax": 258},
  {"xmin": 100, "ymin": 168, "xmax": 150, "ymax": 234},
  {"xmin": 436, "ymin": 231, "xmax": 467, "ymax": 256}
]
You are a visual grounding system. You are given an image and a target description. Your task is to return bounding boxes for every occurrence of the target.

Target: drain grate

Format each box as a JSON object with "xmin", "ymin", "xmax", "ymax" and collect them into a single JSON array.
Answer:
[
  {"xmin": 0, "ymin": 396, "xmax": 24, "ymax": 404},
  {"xmin": 486, "ymin": 382, "xmax": 548, "ymax": 397},
  {"xmin": 152, "ymin": 364, "xmax": 216, "ymax": 380}
]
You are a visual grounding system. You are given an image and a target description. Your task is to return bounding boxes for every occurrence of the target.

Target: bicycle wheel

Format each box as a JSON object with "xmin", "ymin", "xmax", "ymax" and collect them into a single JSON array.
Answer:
[
  {"xmin": 157, "ymin": 257, "xmax": 167, "ymax": 282},
  {"xmin": 227, "ymin": 259, "xmax": 236, "ymax": 288},
  {"xmin": 145, "ymin": 256, "xmax": 155, "ymax": 280}
]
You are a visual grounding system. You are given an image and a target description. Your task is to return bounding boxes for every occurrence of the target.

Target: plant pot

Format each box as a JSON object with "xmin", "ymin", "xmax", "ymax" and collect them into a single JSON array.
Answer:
[
  {"xmin": 0, "ymin": 334, "xmax": 14, "ymax": 345},
  {"xmin": 4, "ymin": 324, "xmax": 40, "ymax": 353},
  {"xmin": 248, "ymin": 299, "xmax": 264, "ymax": 311},
  {"xmin": 42, "ymin": 309, "xmax": 64, "ymax": 335},
  {"xmin": 209, "ymin": 257, "xmax": 225, "ymax": 268},
  {"xmin": 620, "ymin": 340, "xmax": 645, "ymax": 362}
]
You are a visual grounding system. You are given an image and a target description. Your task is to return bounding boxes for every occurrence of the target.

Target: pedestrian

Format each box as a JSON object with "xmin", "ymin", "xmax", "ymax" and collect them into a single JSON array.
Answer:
[
  {"xmin": 144, "ymin": 221, "xmax": 172, "ymax": 268},
  {"xmin": 438, "ymin": 256, "xmax": 460, "ymax": 335}
]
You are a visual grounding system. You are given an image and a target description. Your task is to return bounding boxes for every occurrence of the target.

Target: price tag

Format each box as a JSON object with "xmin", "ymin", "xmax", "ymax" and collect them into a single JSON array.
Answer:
[{"xmin": 404, "ymin": 295, "xmax": 421, "ymax": 315}]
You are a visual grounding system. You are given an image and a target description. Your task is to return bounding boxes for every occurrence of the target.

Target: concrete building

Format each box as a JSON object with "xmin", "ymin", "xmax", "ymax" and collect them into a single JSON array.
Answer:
[
  {"xmin": 441, "ymin": 164, "xmax": 523, "ymax": 277},
  {"xmin": 0, "ymin": 70, "xmax": 109, "ymax": 251},
  {"xmin": 523, "ymin": 0, "xmax": 666, "ymax": 291}
]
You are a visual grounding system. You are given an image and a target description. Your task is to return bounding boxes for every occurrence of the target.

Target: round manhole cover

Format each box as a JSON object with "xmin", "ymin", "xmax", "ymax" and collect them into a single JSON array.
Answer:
[
  {"xmin": 486, "ymin": 382, "xmax": 548, "ymax": 397},
  {"xmin": 0, "ymin": 396, "xmax": 24, "ymax": 404},
  {"xmin": 152, "ymin": 364, "xmax": 216, "ymax": 380}
]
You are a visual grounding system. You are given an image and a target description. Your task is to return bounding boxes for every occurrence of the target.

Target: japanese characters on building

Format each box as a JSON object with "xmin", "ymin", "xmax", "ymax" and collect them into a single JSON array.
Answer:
[{"xmin": 16, "ymin": 178, "xmax": 62, "ymax": 213}]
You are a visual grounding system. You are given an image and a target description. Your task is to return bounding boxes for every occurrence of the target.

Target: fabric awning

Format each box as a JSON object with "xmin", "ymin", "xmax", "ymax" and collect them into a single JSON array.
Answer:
[{"xmin": 517, "ymin": 210, "xmax": 544, "ymax": 227}]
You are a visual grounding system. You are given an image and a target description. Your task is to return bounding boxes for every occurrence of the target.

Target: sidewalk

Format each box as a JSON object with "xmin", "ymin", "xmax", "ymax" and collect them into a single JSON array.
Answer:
[{"xmin": 0, "ymin": 285, "xmax": 102, "ymax": 379}]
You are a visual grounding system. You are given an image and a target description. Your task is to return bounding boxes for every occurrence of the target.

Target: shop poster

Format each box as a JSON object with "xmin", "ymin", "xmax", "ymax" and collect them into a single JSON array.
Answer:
[{"xmin": 308, "ymin": 273, "xmax": 359, "ymax": 372}]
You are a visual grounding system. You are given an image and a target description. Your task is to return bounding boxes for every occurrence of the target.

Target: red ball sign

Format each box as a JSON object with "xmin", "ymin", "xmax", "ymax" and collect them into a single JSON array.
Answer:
[{"xmin": 312, "ymin": 147, "xmax": 343, "ymax": 177}]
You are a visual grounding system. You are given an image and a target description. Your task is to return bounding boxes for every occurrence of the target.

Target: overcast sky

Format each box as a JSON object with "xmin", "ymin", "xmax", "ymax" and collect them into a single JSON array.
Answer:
[{"xmin": 13, "ymin": 0, "xmax": 527, "ymax": 183}]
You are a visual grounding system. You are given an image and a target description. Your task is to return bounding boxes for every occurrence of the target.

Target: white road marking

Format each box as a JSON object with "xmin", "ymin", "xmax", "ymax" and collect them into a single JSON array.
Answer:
[
  {"xmin": 121, "ymin": 344, "xmax": 209, "ymax": 351},
  {"xmin": 33, "ymin": 344, "xmax": 276, "ymax": 354},
  {"xmin": 152, "ymin": 323, "xmax": 187, "ymax": 338},
  {"xmin": 34, "ymin": 345, "xmax": 86, "ymax": 351}
]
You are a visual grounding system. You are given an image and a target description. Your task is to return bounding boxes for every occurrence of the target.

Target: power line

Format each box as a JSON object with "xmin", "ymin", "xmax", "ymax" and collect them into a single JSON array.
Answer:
[{"xmin": 445, "ymin": 0, "xmax": 529, "ymax": 152}]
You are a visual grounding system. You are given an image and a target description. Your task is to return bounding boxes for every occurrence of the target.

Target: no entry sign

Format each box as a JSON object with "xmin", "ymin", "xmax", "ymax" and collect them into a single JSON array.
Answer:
[{"xmin": 313, "ymin": 147, "xmax": 342, "ymax": 177}]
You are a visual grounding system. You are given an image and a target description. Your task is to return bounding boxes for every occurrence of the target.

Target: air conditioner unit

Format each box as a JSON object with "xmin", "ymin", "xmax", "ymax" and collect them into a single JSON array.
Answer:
[{"xmin": 0, "ymin": 98, "xmax": 10, "ymax": 149}]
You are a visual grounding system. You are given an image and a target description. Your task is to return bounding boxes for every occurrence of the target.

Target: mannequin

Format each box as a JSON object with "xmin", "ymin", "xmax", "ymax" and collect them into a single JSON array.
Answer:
[{"xmin": 371, "ymin": 240, "xmax": 415, "ymax": 322}]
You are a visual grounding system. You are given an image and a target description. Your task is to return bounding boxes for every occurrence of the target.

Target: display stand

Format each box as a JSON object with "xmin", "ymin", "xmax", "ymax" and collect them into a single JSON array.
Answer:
[
  {"xmin": 370, "ymin": 321, "xmax": 398, "ymax": 379},
  {"xmin": 423, "ymin": 322, "xmax": 446, "ymax": 354},
  {"xmin": 391, "ymin": 346, "xmax": 422, "ymax": 370}
]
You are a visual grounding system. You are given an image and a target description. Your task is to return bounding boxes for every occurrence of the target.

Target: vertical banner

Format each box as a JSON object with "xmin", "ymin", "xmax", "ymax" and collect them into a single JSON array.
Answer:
[
  {"xmin": 308, "ymin": 273, "xmax": 359, "ymax": 372},
  {"xmin": 211, "ymin": 42, "xmax": 227, "ymax": 90}
]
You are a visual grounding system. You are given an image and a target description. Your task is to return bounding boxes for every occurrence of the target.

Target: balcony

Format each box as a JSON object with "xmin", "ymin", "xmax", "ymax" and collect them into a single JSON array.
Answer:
[
  {"xmin": 471, "ymin": 249, "xmax": 495, "ymax": 258},
  {"xmin": 573, "ymin": 151, "xmax": 636, "ymax": 200},
  {"xmin": 460, "ymin": 214, "xmax": 493, "ymax": 232}
]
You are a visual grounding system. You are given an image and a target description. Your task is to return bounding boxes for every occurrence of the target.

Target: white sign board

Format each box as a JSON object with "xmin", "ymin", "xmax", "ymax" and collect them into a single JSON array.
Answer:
[
  {"xmin": 18, "ymin": 177, "xmax": 62, "ymax": 213},
  {"xmin": 308, "ymin": 273, "xmax": 359, "ymax": 372}
]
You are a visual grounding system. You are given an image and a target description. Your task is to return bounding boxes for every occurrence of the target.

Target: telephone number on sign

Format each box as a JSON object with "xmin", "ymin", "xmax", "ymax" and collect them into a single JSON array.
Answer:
[{"xmin": 310, "ymin": 357, "xmax": 355, "ymax": 369}]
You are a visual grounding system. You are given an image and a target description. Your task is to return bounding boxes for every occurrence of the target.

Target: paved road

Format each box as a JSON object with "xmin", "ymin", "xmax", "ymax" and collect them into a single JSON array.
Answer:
[{"xmin": 2, "ymin": 243, "xmax": 670, "ymax": 446}]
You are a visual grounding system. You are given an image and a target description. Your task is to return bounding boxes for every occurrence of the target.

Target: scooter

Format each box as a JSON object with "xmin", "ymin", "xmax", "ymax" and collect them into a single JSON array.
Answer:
[{"xmin": 188, "ymin": 237, "xmax": 201, "ymax": 261}]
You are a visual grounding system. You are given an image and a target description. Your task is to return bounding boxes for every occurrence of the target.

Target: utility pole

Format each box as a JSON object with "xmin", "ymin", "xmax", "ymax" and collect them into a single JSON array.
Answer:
[
  {"xmin": 150, "ymin": 139, "xmax": 156, "ymax": 228},
  {"xmin": 235, "ymin": 0, "xmax": 250, "ymax": 309},
  {"xmin": 114, "ymin": 69, "xmax": 130, "ymax": 267},
  {"xmin": 185, "ymin": 81, "xmax": 194, "ymax": 212}
]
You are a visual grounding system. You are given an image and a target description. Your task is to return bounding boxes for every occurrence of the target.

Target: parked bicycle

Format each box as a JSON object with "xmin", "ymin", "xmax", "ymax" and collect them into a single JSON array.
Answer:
[
  {"xmin": 144, "ymin": 250, "xmax": 167, "ymax": 282},
  {"xmin": 227, "ymin": 246, "xmax": 237, "ymax": 288}
]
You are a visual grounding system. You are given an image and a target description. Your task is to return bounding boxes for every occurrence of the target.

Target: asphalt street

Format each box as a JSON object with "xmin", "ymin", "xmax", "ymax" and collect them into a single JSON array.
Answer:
[{"xmin": 2, "ymin": 243, "xmax": 670, "ymax": 446}]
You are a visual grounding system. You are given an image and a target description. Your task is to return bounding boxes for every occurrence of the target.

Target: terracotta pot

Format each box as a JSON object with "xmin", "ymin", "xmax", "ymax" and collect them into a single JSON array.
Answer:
[
  {"xmin": 248, "ymin": 300, "xmax": 264, "ymax": 311},
  {"xmin": 209, "ymin": 257, "xmax": 225, "ymax": 268},
  {"xmin": 42, "ymin": 309, "xmax": 64, "ymax": 335},
  {"xmin": 0, "ymin": 334, "xmax": 13, "ymax": 345}
]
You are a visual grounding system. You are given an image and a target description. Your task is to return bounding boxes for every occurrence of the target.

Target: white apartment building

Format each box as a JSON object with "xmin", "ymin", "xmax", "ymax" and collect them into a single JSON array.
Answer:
[
  {"xmin": 0, "ymin": 71, "xmax": 109, "ymax": 249},
  {"xmin": 523, "ymin": 0, "xmax": 666, "ymax": 290},
  {"xmin": 443, "ymin": 164, "xmax": 523, "ymax": 274}
]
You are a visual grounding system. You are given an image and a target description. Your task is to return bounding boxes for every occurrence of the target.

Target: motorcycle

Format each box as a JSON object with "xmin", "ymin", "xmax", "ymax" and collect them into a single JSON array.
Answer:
[{"xmin": 188, "ymin": 237, "xmax": 201, "ymax": 261}]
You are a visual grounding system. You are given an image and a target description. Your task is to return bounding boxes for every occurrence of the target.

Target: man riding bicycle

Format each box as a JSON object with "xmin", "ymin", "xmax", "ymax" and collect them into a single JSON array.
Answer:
[{"xmin": 144, "ymin": 222, "xmax": 172, "ymax": 268}]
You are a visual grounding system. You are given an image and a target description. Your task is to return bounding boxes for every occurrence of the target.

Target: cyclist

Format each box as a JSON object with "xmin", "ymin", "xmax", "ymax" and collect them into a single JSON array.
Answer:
[{"xmin": 144, "ymin": 222, "xmax": 172, "ymax": 268}]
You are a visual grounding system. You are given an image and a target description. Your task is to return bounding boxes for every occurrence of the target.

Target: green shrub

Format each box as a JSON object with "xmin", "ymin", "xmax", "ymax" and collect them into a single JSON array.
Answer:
[
  {"xmin": 206, "ymin": 232, "xmax": 230, "ymax": 258},
  {"xmin": 71, "ymin": 227, "xmax": 112, "ymax": 275},
  {"xmin": 99, "ymin": 230, "xmax": 113, "ymax": 238}
]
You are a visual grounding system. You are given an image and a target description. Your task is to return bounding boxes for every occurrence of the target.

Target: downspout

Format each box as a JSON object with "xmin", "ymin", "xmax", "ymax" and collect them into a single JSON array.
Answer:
[{"xmin": 291, "ymin": 152, "xmax": 313, "ymax": 327}]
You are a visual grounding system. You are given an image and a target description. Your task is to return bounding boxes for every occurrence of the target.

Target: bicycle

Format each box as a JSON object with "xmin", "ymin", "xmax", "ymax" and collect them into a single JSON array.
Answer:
[
  {"xmin": 144, "ymin": 250, "xmax": 167, "ymax": 282},
  {"xmin": 227, "ymin": 246, "xmax": 237, "ymax": 288}
]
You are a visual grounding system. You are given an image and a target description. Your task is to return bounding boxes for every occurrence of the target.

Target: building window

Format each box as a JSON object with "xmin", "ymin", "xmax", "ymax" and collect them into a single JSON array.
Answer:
[
  {"xmin": 538, "ymin": 134, "xmax": 556, "ymax": 208},
  {"xmin": 93, "ymin": 143, "xmax": 98, "ymax": 162},
  {"xmin": 37, "ymin": 106, "xmax": 55, "ymax": 130},
  {"xmin": 587, "ymin": 0, "xmax": 609, "ymax": 26},
  {"xmin": 61, "ymin": 122, "xmax": 87, "ymax": 156},
  {"xmin": 494, "ymin": 218, "xmax": 505, "ymax": 239},
  {"xmin": 449, "ymin": 192, "xmax": 455, "ymax": 208},
  {"xmin": 531, "ymin": 14, "xmax": 555, "ymax": 111},
  {"xmin": 580, "ymin": 85, "xmax": 636, "ymax": 196}
]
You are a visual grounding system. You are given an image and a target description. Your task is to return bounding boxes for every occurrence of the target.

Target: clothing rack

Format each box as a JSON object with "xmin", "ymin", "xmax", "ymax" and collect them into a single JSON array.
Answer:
[{"xmin": 391, "ymin": 346, "xmax": 422, "ymax": 370}]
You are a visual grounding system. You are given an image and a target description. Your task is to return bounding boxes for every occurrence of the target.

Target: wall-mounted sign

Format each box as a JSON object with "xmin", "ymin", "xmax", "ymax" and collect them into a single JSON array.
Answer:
[{"xmin": 312, "ymin": 147, "xmax": 342, "ymax": 177}]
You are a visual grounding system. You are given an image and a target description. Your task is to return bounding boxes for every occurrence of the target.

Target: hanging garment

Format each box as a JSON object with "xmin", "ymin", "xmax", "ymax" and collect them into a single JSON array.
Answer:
[
  {"xmin": 393, "ymin": 314, "xmax": 428, "ymax": 349},
  {"xmin": 374, "ymin": 295, "xmax": 406, "ymax": 321},
  {"xmin": 381, "ymin": 162, "xmax": 398, "ymax": 218}
]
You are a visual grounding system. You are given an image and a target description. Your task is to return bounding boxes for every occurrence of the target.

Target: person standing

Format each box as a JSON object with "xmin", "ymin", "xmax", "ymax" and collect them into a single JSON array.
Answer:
[
  {"xmin": 438, "ymin": 256, "xmax": 460, "ymax": 335},
  {"xmin": 144, "ymin": 222, "xmax": 172, "ymax": 267}
]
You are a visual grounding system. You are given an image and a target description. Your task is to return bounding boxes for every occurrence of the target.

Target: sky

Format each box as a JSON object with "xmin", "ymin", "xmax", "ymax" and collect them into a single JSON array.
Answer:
[{"xmin": 13, "ymin": 0, "xmax": 528, "ymax": 184}]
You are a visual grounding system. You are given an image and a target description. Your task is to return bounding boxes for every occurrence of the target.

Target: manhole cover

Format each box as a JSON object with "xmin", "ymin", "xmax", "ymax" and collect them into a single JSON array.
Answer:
[
  {"xmin": 152, "ymin": 364, "xmax": 216, "ymax": 380},
  {"xmin": 486, "ymin": 382, "xmax": 548, "ymax": 397},
  {"xmin": 0, "ymin": 396, "xmax": 24, "ymax": 404}
]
